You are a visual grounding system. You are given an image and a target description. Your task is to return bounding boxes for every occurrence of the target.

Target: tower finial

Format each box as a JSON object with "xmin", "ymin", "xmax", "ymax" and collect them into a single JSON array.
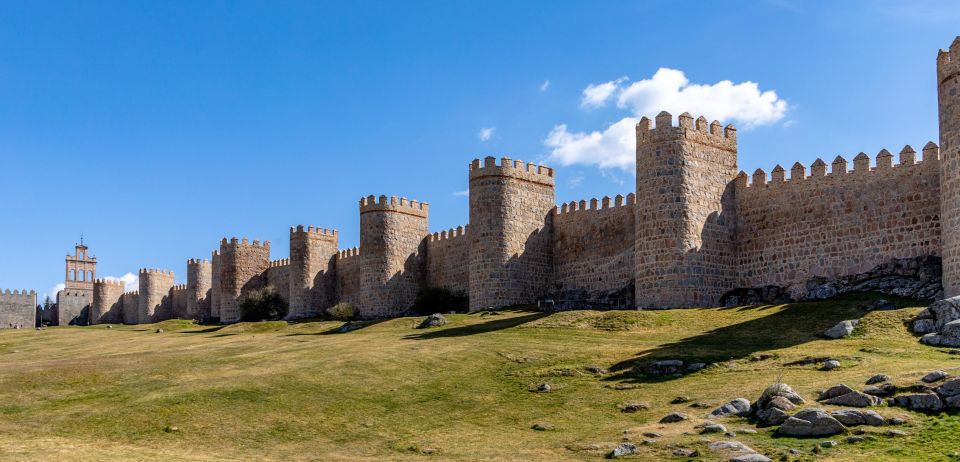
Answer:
[{"xmin": 80, "ymin": 233, "xmax": 84, "ymax": 246}]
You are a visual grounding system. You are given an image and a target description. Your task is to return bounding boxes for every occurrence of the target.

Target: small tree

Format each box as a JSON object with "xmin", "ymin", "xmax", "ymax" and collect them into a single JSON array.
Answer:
[
  {"xmin": 326, "ymin": 302, "xmax": 355, "ymax": 321},
  {"xmin": 238, "ymin": 287, "xmax": 288, "ymax": 321}
]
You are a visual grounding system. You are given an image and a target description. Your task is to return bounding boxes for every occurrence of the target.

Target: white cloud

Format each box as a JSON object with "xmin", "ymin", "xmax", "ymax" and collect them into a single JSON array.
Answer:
[
  {"xmin": 615, "ymin": 68, "xmax": 787, "ymax": 127},
  {"xmin": 580, "ymin": 77, "xmax": 627, "ymax": 108},
  {"xmin": 544, "ymin": 117, "xmax": 638, "ymax": 171},
  {"xmin": 452, "ymin": 189, "xmax": 469, "ymax": 197},
  {"xmin": 478, "ymin": 127, "xmax": 496, "ymax": 141},
  {"xmin": 104, "ymin": 272, "xmax": 139, "ymax": 292},
  {"xmin": 568, "ymin": 172, "xmax": 584, "ymax": 188},
  {"xmin": 45, "ymin": 283, "xmax": 65, "ymax": 302},
  {"xmin": 540, "ymin": 80, "xmax": 551, "ymax": 92},
  {"xmin": 549, "ymin": 68, "xmax": 788, "ymax": 171}
]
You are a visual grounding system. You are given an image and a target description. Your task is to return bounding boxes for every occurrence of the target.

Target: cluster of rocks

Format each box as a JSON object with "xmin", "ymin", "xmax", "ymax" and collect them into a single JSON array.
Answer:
[
  {"xmin": 887, "ymin": 371, "xmax": 960, "ymax": 412},
  {"xmin": 913, "ymin": 296, "xmax": 960, "ymax": 347},
  {"xmin": 640, "ymin": 359, "xmax": 708, "ymax": 377},
  {"xmin": 721, "ymin": 255, "xmax": 941, "ymax": 305}
]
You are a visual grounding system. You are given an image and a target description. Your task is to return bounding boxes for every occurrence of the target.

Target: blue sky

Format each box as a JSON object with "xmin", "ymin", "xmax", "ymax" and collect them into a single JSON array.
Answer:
[{"xmin": 1, "ymin": 0, "xmax": 958, "ymax": 299}]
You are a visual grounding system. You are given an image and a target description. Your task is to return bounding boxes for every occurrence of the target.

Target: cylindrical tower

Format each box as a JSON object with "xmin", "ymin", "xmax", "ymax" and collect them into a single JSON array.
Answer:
[
  {"xmin": 939, "ymin": 37, "xmax": 960, "ymax": 297},
  {"xmin": 137, "ymin": 269, "xmax": 175, "ymax": 324},
  {"xmin": 289, "ymin": 226, "xmax": 339, "ymax": 319},
  {"xmin": 634, "ymin": 112, "xmax": 738, "ymax": 308},
  {"xmin": 468, "ymin": 156, "xmax": 555, "ymax": 311},
  {"xmin": 186, "ymin": 258, "xmax": 212, "ymax": 320},
  {"xmin": 358, "ymin": 195, "xmax": 428, "ymax": 319},
  {"xmin": 210, "ymin": 250, "xmax": 221, "ymax": 320},
  {"xmin": 91, "ymin": 278, "xmax": 124, "ymax": 324},
  {"xmin": 218, "ymin": 238, "xmax": 270, "ymax": 323}
]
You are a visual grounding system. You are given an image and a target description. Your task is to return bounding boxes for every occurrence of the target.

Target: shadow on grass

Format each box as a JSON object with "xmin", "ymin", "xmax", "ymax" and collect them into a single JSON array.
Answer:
[
  {"xmin": 284, "ymin": 318, "xmax": 393, "ymax": 336},
  {"xmin": 605, "ymin": 292, "xmax": 915, "ymax": 384},
  {"xmin": 403, "ymin": 310, "xmax": 549, "ymax": 340}
]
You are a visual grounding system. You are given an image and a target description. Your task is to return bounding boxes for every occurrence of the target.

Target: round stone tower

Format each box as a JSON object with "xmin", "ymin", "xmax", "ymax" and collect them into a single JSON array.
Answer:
[
  {"xmin": 358, "ymin": 195, "xmax": 429, "ymax": 319},
  {"xmin": 289, "ymin": 226, "xmax": 339, "ymax": 319},
  {"xmin": 634, "ymin": 112, "xmax": 738, "ymax": 308},
  {"xmin": 186, "ymin": 258, "xmax": 212, "ymax": 320},
  {"xmin": 468, "ymin": 156, "xmax": 555, "ymax": 311},
  {"xmin": 137, "ymin": 269, "xmax": 174, "ymax": 324},
  {"xmin": 91, "ymin": 278, "xmax": 124, "ymax": 324},
  {"xmin": 939, "ymin": 37, "xmax": 960, "ymax": 297}
]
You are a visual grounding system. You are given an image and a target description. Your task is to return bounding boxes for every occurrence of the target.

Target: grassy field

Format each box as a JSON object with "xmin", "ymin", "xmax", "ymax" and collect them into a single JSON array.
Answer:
[{"xmin": 1, "ymin": 293, "xmax": 959, "ymax": 461}]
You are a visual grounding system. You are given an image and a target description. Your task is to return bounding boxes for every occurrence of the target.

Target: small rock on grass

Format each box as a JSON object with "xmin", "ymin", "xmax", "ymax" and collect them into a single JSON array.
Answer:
[
  {"xmin": 672, "ymin": 448, "xmax": 698, "ymax": 457},
  {"xmin": 822, "ymin": 359, "xmax": 841, "ymax": 370},
  {"xmin": 700, "ymin": 423, "xmax": 727, "ymax": 434},
  {"xmin": 866, "ymin": 374, "xmax": 889, "ymax": 385},
  {"xmin": 531, "ymin": 422, "xmax": 553, "ymax": 431},
  {"xmin": 671, "ymin": 396, "xmax": 691, "ymax": 404},
  {"xmin": 609, "ymin": 443, "xmax": 636, "ymax": 458},
  {"xmin": 887, "ymin": 429, "xmax": 908, "ymax": 437},
  {"xmin": 533, "ymin": 383, "xmax": 551, "ymax": 393},
  {"xmin": 922, "ymin": 370, "xmax": 949, "ymax": 383},
  {"xmin": 642, "ymin": 432, "xmax": 661, "ymax": 438},
  {"xmin": 620, "ymin": 402, "xmax": 649, "ymax": 413},
  {"xmin": 659, "ymin": 412, "xmax": 689, "ymax": 423},
  {"xmin": 731, "ymin": 455, "xmax": 771, "ymax": 462}
]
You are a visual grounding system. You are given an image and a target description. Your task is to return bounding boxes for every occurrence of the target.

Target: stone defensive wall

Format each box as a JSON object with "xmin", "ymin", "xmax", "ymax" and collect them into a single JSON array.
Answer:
[
  {"xmin": 358, "ymin": 195, "xmax": 429, "ymax": 318},
  {"xmin": 0, "ymin": 289, "xmax": 36, "ymax": 328},
  {"xmin": 56, "ymin": 289, "xmax": 91, "ymax": 326},
  {"xmin": 169, "ymin": 284, "xmax": 189, "ymax": 319},
  {"xmin": 91, "ymin": 278, "xmax": 124, "ymax": 324},
  {"xmin": 735, "ymin": 144, "xmax": 942, "ymax": 290},
  {"xmin": 468, "ymin": 157, "xmax": 555, "ymax": 310},
  {"xmin": 288, "ymin": 225, "xmax": 338, "ymax": 319},
  {"xmin": 266, "ymin": 258, "xmax": 290, "ymax": 303},
  {"xmin": 218, "ymin": 238, "xmax": 270, "ymax": 323},
  {"xmin": 336, "ymin": 247, "xmax": 361, "ymax": 307},
  {"xmin": 120, "ymin": 290, "xmax": 139, "ymax": 324},
  {"xmin": 552, "ymin": 193, "xmax": 636, "ymax": 308},
  {"xmin": 425, "ymin": 225, "xmax": 470, "ymax": 295},
  {"xmin": 210, "ymin": 250, "xmax": 221, "ymax": 319},
  {"xmin": 138, "ymin": 269, "xmax": 174, "ymax": 324}
]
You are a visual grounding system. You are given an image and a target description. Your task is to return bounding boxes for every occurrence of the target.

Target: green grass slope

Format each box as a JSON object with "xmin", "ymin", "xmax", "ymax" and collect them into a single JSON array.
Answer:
[{"xmin": 1, "ymin": 293, "xmax": 959, "ymax": 461}]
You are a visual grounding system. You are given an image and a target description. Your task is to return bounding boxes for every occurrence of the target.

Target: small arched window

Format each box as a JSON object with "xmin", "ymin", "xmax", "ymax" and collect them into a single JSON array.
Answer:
[
  {"xmin": 87, "ymin": 271, "xmax": 93, "ymax": 282},
  {"xmin": 70, "ymin": 269, "xmax": 76, "ymax": 281}
]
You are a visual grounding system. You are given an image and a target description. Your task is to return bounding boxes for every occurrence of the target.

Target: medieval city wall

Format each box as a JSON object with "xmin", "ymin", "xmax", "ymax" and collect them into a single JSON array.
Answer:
[
  {"xmin": 169, "ymin": 284, "xmax": 188, "ymax": 319},
  {"xmin": 425, "ymin": 225, "xmax": 470, "ymax": 295},
  {"xmin": 267, "ymin": 258, "xmax": 290, "ymax": 301},
  {"xmin": 120, "ymin": 291, "xmax": 139, "ymax": 324},
  {"xmin": 0, "ymin": 289, "xmax": 36, "ymax": 328},
  {"xmin": 218, "ymin": 238, "xmax": 270, "ymax": 323},
  {"xmin": 735, "ymin": 145, "xmax": 942, "ymax": 290},
  {"xmin": 468, "ymin": 157, "xmax": 555, "ymax": 310},
  {"xmin": 552, "ymin": 193, "xmax": 636, "ymax": 307},
  {"xmin": 56, "ymin": 289, "xmax": 90, "ymax": 326},
  {"xmin": 336, "ymin": 247, "xmax": 361, "ymax": 308},
  {"xmin": 91, "ymin": 279, "xmax": 124, "ymax": 324}
]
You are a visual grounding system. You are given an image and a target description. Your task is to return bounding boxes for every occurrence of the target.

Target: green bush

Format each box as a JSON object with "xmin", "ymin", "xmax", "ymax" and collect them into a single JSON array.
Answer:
[
  {"xmin": 412, "ymin": 287, "xmax": 469, "ymax": 315},
  {"xmin": 327, "ymin": 302, "xmax": 355, "ymax": 321},
  {"xmin": 238, "ymin": 287, "xmax": 288, "ymax": 322}
]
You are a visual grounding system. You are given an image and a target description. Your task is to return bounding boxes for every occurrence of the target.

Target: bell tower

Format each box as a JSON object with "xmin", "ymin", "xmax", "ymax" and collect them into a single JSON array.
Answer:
[{"xmin": 65, "ymin": 236, "xmax": 97, "ymax": 291}]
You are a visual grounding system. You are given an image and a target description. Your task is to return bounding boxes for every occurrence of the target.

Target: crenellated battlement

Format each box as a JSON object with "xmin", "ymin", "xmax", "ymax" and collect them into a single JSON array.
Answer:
[
  {"xmin": 269, "ymin": 258, "xmax": 290, "ymax": 268},
  {"xmin": 139, "ymin": 268, "xmax": 175, "ymax": 277},
  {"xmin": 358, "ymin": 195, "xmax": 429, "ymax": 217},
  {"xmin": 939, "ymin": 37, "xmax": 960, "ymax": 84},
  {"xmin": 94, "ymin": 278, "xmax": 125, "ymax": 287},
  {"xmin": 1, "ymin": 288, "xmax": 36, "ymax": 296},
  {"xmin": 737, "ymin": 143, "xmax": 940, "ymax": 189},
  {"xmin": 428, "ymin": 225, "xmax": 468, "ymax": 243},
  {"xmin": 170, "ymin": 284, "xmax": 187, "ymax": 292},
  {"xmin": 337, "ymin": 247, "xmax": 361, "ymax": 259},
  {"xmin": 219, "ymin": 237, "xmax": 271, "ymax": 250},
  {"xmin": 187, "ymin": 258, "xmax": 210, "ymax": 265},
  {"xmin": 123, "ymin": 290, "xmax": 139, "ymax": 296},
  {"xmin": 636, "ymin": 111, "xmax": 737, "ymax": 152},
  {"xmin": 289, "ymin": 225, "xmax": 339, "ymax": 239},
  {"xmin": 468, "ymin": 156, "xmax": 555, "ymax": 186},
  {"xmin": 554, "ymin": 193, "xmax": 636, "ymax": 217}
]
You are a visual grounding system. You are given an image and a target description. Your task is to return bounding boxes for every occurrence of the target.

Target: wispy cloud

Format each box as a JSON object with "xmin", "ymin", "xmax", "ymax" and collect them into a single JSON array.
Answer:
[
  {"xmin": 568, "ymin": 172, "xmax": 584, "ymax": 188},
  {"xmin": 453, "ymin": 189, "xmax": 469, "ymax": 197},
  {"xmin": 478, "ymin": 127, "xmax": 496, "ymax": 141},
  {"xmin": 539, "ymin": 80, "xmax": 551, "ymax": 92},
  {"xmin": 580, "ymin": 77, "xmax": 627, "ymax": 108},
  {"xmin": 549, "ymin": 68, "xmax": 788, "ymax": 171}
]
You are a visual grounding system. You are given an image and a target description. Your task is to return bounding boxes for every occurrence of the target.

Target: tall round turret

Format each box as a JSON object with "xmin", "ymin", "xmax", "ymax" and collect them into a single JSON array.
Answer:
[
  {"xmin": 939, "ymin": 37, "xmax": 960, "ymax": 297},
  {"xmin": 634, "ymin": 112, "xmax": 738, "ymax": 308},
  {"xmin": 289, "ymin": 226, "xmax": 338, "ymax": 319},
  {"xmin": 468, "ymin": 156, "xmax": 555, "ymax": 310},
  {"xmin": 358, "ymin": 195, "xmax": 428, "ymax": 318},
  {"xmin": 91, "ymin": 278, "xmax": 124, "ymax": 324},
  {"xmin": 137, "ymin": 269, "xmax": 174, "ymax": 324},
  {"xmin": 186, "ymin": 258, "xmax": 212, "ymax": 320}
]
